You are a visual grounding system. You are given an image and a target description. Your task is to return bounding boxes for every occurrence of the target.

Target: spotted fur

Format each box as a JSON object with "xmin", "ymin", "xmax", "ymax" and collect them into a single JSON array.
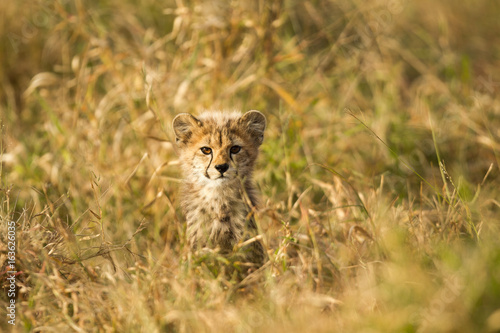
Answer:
[{"xmin": 173, "ymin": 110, "xmax": 266, "ymax": 266}]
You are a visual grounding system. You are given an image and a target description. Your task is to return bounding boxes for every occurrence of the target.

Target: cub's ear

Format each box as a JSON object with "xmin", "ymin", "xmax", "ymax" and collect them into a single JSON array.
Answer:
[
  {"xmin": 239, "ymin": 110, "xmax": 266, "ymax": 145},
  {"xmin": 172, "ymin": 113, "xmax": 203, "ymax": 144}
]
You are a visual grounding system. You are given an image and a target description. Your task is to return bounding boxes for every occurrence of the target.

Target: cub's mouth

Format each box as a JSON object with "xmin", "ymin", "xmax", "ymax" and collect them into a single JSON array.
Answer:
[
  {"xmin": 214, "ymin": 175, "xmax": 231, "ymax": 181},
  {"xmin": 203, "ymin": 173, "xmax": 231, "ymax": 181}
]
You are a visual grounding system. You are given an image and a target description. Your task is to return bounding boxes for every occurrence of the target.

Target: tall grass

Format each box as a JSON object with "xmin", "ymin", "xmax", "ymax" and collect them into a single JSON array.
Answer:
[{"xmin": 1, "ymin": 0, "xmax": 500, "ymax": 332}]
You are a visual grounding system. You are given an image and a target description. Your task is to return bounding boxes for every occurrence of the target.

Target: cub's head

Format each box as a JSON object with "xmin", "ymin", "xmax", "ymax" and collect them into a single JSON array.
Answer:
[{"xmin": 172, "ymin": 110, "xmax": 266, "ymax": 184}]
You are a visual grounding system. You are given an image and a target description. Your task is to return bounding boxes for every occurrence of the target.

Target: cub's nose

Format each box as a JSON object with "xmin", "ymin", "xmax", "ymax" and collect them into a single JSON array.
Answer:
[{"xmin": 215, "ymin": 163, "xmax": 229, "ymax": 175}]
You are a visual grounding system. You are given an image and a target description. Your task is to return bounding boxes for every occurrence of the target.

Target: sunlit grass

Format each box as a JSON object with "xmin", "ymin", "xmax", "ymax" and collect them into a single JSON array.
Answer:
[{"xmin": 1, "ymin": 0, "xmax": 500, "ymax": 332}]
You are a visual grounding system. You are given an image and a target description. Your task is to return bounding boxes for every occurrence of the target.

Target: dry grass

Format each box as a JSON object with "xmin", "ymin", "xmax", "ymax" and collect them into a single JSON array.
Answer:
[{"xmin": 1, "ymin": 0, "xmax": 500, "ymax": 332}]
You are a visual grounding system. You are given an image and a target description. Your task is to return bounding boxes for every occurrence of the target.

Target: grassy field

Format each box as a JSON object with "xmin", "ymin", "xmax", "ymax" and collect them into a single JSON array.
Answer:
[{"xmin": 1, "ymin": 0, "xmax": 500, "ymax": 331}]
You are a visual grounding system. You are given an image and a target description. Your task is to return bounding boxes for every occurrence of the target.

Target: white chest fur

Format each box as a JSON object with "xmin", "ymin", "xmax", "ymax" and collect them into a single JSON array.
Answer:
[{"xmin": 182, "ymin": 179, "xmax": 249, "ymax": 250}]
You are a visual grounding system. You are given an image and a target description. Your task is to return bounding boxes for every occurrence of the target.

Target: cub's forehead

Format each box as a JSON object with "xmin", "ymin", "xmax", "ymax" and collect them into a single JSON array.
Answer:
[
  {"xmin": 197, "ymin": 126, "xmax": 245, "ymax": 148},
  {"xmin": 194, "ymin": 112, "xmax": 248, "ymax": 146}
]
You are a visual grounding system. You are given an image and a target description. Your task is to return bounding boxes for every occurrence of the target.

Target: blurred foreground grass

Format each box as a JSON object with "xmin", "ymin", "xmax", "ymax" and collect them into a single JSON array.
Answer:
[{"xmin": 1, "ymin": 0, "xmax": 500, "ymax": 332}]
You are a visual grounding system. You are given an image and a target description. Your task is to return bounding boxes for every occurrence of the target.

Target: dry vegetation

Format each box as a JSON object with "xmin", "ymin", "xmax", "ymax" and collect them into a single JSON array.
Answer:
[{"xmin": 1, "ymin": 0, "xmax": 500, "ymax": 332}]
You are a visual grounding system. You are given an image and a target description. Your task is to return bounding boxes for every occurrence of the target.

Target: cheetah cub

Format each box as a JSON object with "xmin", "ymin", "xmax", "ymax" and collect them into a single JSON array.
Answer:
[{"xmin": 173, "ymin": 110, "xmax": 266, "ymax": 266}]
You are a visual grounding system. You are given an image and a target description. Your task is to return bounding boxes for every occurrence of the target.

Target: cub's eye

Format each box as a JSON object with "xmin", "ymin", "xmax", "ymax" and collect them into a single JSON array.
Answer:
[
  {"xmin": 230, "ymin": 145, "xmax": 241, "ymax": 154},
  {"xmin": 200, "ymin": 147, "xmax": 212, "ymax": 155}
]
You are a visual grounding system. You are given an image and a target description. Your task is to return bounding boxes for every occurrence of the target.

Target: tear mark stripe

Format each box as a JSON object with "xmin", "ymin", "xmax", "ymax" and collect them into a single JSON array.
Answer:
[{"xmin": 205, "ymin": 152, "xmax": 213, "ymax": 179}]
